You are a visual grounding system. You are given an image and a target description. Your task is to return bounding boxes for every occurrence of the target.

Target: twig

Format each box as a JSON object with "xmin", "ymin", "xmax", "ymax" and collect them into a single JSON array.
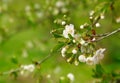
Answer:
[
  {"xmin": 0, "ymin": 68, "xmax": 20, "ymax": 76},
  {"xmin": 0, "ymin": 53, "xmax": 53, "ymax": 76},
  {"xmin": 92, "ymin": 32, "xmax": 109, "ymax": 37},
  {"xmin": 34, "ymin": 53, "xmax": 53, "ymax": 65},
  {"xmin": 93, "ymin": 28, "xmax": 120, "ymax": 42}
]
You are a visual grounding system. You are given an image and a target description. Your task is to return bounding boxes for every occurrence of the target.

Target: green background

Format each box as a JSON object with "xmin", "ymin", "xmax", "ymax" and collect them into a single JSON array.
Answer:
[{"xmin": 0, "ymin": 0, "xmax": 120, "ymax": 83}]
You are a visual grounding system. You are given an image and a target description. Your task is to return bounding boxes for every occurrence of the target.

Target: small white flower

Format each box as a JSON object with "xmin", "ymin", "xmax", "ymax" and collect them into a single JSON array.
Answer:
[
  {"xmin": 86, "ymin": 57, "xmax": 94, "ymax": 65},
  {"xmin": 46, "ymin": 74, "xmax": 51, "ymax": 78},
  {"xmin": 89, "ymin": 16, "xmax": 93, "ymax": 19},
  {"xmin": 61, "ymin": 47, "xmax": 66, "ymax": 54},
  {"xmin": 20, "ymin": 64, "xmax": 35, "ymax": 75},
  {"xmin": 56, "ymin": 1, "xmax": 64, "ymax": 8},
  {"xmin": 74, "ymin": 60, "xmax": 79, "ymax": 66},
  {"xmin": 95, "ymin": 23, "xmax": 100, "ymax": 27},
  {"xmin": 78, "ymin": 55, "xmax": 86, "ymax": 62},
  {"xmin": 61, "ymin": 53, "xmax": 66, "ymax": 57},
  {"xmin": 73, "ymin": 39, "xmax": 76, "ymax": 43},
  {"xmin": 100, "ymin": 15, "xmax": 105, "ymax": 19},
  {"xmin": 80, "ymin": 38, "xmax": 85, "ymax": 45},
  {"xmin": 28, "ymin": 64, "xmax": 35, "ymax": 72},
  {"xmin": 74, "ymin": 34, "xmax": 80, "ymax": 40},
  {"xmin": 67, "ymin": 73, "xmax": 74, "ymax": 81},
  {"xmin": 61, "ymin": 21, "xmax": 66, "ymax": 25},
  {"xmin": 72, "ymin": 49, "xmax": 77, "ymax": 54},
  {"xmin": 81, "ymin": 46, "xmax": 86, "ymax": 53},
  {"xmin": 94, "ymin": 48, "xmax": 106, "ymax": 60},
  {"xmin": 116, "ymin": 17, "xmax": 120, "ymax": 23},
  {"xmin": 89, "ymin": 10, "xmax": 95, "ymax": 16},
  {"xmin": 92, "ymin": 37, "xmax": 96, "ymax": 41},
  {"xmin": 21, "ymin": 64, "xmax": 35, "ymax": 72},
  {"xmin": 61, "ymin": 47, "xmax": 67, "ymax": 57},
  {"xmin": 63, "ymin": 24, "xmax": 75, "ymax": 38},
  {"xmin": 80, "ymin": 25, "xmax": 84, "ymax": 29}
]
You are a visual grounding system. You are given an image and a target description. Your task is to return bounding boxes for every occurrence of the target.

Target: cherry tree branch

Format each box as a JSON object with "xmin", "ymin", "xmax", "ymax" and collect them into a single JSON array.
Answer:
[
  {"xmin": 0, "ymin": 53, "xmax": 53, "ymax": 76},
  {"xmin": 93, "ymin": 28, "xmax": 120, "ymax": 42}
]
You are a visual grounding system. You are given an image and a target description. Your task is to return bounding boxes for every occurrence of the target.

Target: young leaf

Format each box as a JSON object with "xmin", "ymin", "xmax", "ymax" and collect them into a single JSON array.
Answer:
[{"xmin": 51, "ymin": 42, "xmax": 65, "ymax": 53}]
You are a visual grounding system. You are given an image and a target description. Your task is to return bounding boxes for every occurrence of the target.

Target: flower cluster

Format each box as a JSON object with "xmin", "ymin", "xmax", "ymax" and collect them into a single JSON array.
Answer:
[
  {"xmin": 60, "ymin": 23, "xmax": 106, "ymax": 65},
  {"xmin": 20, "ymin": 64, "xmax": 35, "ymax": 76},
  {"xmin": 79, "ymin": 48, "xmax": 106, "ymax": 65}
]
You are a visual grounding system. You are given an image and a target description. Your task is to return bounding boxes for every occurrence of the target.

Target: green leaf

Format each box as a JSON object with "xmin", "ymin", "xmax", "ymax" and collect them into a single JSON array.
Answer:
[
  {"xmin": 92, "ymin": 64, "xmax": 105, "ymax": 78},
  {"xmin": 59, "ymin": 76, "xmax": 70, "ymax": 83},
  {"xmin": 52, "ymin": 33, "xmax": 63, "ymax": 38},
  {"xmin": 11, "ymin": 56, "xmax": 18, "ymax": 64},
  {"xmin": 51, "ymin": 42, "xmax": 65, "ymax": 53},
  {"xmin": 51, "ymin": 29, "xmax": 64, "ymax": 38},
  {"xmin": 11, "ymin": 71, "xmax": 18, "ymax": 79},
  {"xmin": 68, "ymin": 34, "xmax": 73, "ymax": 40}
]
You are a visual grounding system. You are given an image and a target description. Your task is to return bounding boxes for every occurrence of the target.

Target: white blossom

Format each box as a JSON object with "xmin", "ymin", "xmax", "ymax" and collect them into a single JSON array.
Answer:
[
  {"xmin": 80, "ymin": 25, "xmax": 84, "ymax": 29},
  {"xmin": 89, "ymin": 16, "xmax": 93, "ymax": 19},
  {"xmin": 74, "ymin": 34, "xmax": 80, "ymax": 40},
  {"xmin": 61, "ymin": 21, "xmax": 66, "ymax": 25},
  {"xmin": 46, "ymin": 74, "xmax": 51, "ymax": 78},
  {"xmin": 56, "ymin": 1, "xmax": 64, "ymax": 8},
  {"xmin": 21, "ymin": 64, "xmax": 35, "ymax": 72},
  {"xmin": 20, "ymin": 64, "xmax": 35, "ymax": 75},
  {"xmin": 67, "ymin": 73, "xmax": 74, "ymax": 82},
  {"xmin": 74, "ymin": 60, "xmax": 79, "ymax": 66},
  {"xmin": 72, "ymin": 49, "xmax": 77, "ymax": 54},
  {"xmin": 81, "ymin": 46, "xmax": 86, "ymax": 53},
  {"xmin": 86, "ymin": 57, "xmax": 94, "ymax": 65},
  {"xmin": 61, "ymin": 47, "xmax": 67, "ymax": 57},
  {"xmin": 116, "ymin": 17, "xmax": 120, "ymax": 23},
  {"xmin": 92, "ymin": 37, "xmax": 96, "ymax": 41},
  {"xmin": 78, "ymin": 55, "xmax": 86, "ymax": 62},
  {"xmin": 80, "ymin": 38, "xmax": 85, "ymax": 45},
  {"xmin": 89, "ymin": 10, "xmax": 95, "ymax": 16},
  {"xmin": 73, "ymin": 39, "xmax": 76, "ymax": 43},
  {"xmin": 95, "ymin": 23, "xmax": 100, "ymax": 27},
  {"xmin": 100, "ymin": 15, "xmax": 105, "ymax": 19},
  {"xmin": 93, "ymin": 48, "xmax": 106, "ymax": 64},
  {"xmin": 63, "ymin": 24, "xmax": 75, "ymax": 38}
]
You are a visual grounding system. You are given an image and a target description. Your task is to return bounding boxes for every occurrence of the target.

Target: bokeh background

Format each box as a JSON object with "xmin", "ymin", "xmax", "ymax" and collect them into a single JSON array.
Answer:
[{"xmin": 0, "ymin": 0, "xmax": 120, "ymax": 83}]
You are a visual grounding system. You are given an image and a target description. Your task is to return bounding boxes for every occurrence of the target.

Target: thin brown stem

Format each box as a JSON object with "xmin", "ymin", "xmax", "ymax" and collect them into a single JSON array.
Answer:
[{"xmin": 93, "ymin": 28, "xmax": 120, "ymax": 42}]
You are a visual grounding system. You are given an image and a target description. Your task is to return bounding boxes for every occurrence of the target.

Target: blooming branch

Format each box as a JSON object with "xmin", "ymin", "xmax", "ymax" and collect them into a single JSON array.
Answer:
[{"xmin": 0, "ymin": 53, "xmax": 53, "ymax": 76}]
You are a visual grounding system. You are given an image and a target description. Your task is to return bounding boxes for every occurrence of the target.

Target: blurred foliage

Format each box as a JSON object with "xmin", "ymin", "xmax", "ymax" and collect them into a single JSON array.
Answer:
[{"xmin": 0, "ymin": 0, "xmax": 120, "ymax": 83}]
